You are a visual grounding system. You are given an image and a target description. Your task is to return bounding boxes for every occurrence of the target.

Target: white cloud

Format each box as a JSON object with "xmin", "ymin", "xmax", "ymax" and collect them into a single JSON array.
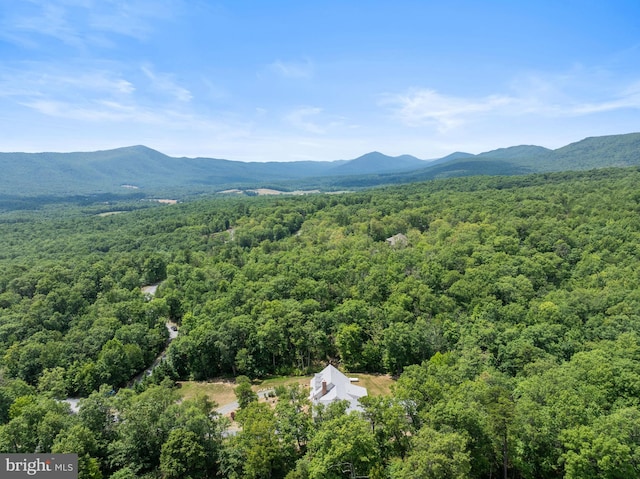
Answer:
[
  {"xmin": 0, "ymin": 0, "xmax": 180, "ymax": 49},
  {"xmin": 202, "ymin": 79, "xmax": 229, "ymax": 102},
  {"xmin": 87, "ymin": 0, "xmax": 178, "ymax": 40},
  {"xmin": 268, "ymin": 59, "xmax": 314, "ymax": 79},
  {"xmin": 17, "ymin": 95, "xmax": 252, "ymax": 151},
  {"xmin": 386, "ymin": 89, "xmax": 513, "ymax": 130},
  {"xmin": 6, "ymin": 2, "xmax": 85, "ymax": 48},
  {"xmin": 283, "ymin": 105, "xmax": 352, "ymax": 135},
  {"xmin": 569, "ymin": 82, "xmax": 640, "ymax": 115},
  {"xmin": 56, "ymin": 71, "xmax": 136, "ymax": 95},
  {"xmin": 506, "ymin": 71, "xmax": 640, "ymax": 117},
  {"xmin": 386, "ymin": 73, "xmax": 640, "ymax": 131},
  {"xmin": 0, "ymin": 61, "xmax": 235, "ymax": 142},
  {"xmin": 285, "ymin": 106, "xmax": 326, "ymax": 134},
  {"xmin": 21, "ymin": 97, "xmax": 145, "ymax": 123},
  {"xmin": 20, "ymin": 99, "xmax": 141, "ymax": 122},
  {"xmin": 0, "ymin": 65, "xmax": 135, "ymax": 101},
  {"xmin": 141, "ymin": 65, "xmax": 192, "ymax": 102}
]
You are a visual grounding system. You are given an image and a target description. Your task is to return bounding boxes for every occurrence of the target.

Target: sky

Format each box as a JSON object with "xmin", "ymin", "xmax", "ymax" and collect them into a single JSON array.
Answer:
[{"xmin": 0, "ymin": 0, "xmax": 639, "ymax": 162}]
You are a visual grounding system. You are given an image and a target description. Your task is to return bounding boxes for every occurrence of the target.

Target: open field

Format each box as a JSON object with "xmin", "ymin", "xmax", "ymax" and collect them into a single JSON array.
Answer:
[
  {"xmin": 354, "ymin": 374, "xmax": 395, "ymax": 396},
  {"xmin": 177, "ymin": 373, "xmax": 395, "ymax": 407},
  {"xmin": 177, "ymin": 380, "xmax": 237, "ymax": 407},
  {"xmin": 218, "ymin": 188, "xmax": 323, "ymax": 196}
]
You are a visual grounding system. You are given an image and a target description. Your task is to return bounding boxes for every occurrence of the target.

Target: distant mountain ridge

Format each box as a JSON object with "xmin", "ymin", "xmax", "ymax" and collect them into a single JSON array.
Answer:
[
  {"xmin": 334, "ymin": 132, "xmax": 640, "ymax": 188},
  {"xmin": 477, "ymin": 145, "xmax": 552, "ymax": 159},
  {"xmin": 1, "ymin": 132, "xmax": 639, "ymax": 197},
  {"xmin": 330, "ymin": 151, "xmax": 426, "ymax": 175}
]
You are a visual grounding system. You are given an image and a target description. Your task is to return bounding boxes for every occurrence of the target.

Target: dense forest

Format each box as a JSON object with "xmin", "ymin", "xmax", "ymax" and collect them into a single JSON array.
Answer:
[{"xmin": 2, "ymin": 167, "xmax": 640, "ymax": 478}]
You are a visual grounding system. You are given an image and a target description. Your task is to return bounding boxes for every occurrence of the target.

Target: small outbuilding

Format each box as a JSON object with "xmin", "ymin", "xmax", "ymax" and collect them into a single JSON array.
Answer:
[
  {"xmin": 386, "ymin": 233, "xmax": 408, "ymax": 248},
  {"xmin": 309, "ymin": 365, "xmax": 368, "ymax": 413}
]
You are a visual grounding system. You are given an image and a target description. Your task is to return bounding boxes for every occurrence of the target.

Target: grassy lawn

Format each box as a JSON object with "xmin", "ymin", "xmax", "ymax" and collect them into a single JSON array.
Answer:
[
  {"xmin": 177, "ymin": 373, "xmax": 395, "ymax": 408},
  {"xmin": 351, "ymin": 373, "xmax": 395, "ymax": 396},
  {"xmin": 177, "ymin": 380, "xmax": 237, "ymax": 407},
  {"xmin": 252, "ymin": 375, "xmax": 310, "ymax": 391}
]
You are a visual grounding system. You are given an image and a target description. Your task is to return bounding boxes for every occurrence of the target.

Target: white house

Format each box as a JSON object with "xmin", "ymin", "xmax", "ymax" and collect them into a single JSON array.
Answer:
[{"xmin": 309, "ymin": 365, "xmax": 368, "ymax": 412}]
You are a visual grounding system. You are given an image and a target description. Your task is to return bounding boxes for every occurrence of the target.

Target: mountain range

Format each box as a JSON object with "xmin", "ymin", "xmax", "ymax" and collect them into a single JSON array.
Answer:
[{"xmin": 1, "ymin": 132, "xmax": 639, "ymax": 198}]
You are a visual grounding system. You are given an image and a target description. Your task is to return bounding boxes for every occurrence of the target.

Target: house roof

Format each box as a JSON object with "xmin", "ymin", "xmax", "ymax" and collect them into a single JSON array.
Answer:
[
  {"xmin": 309, "ymin": 365, "xmax": 367, "ymax": 412},
  {"xmin": 386, "ymin": 233, "xmax": 408, "ymax": 247}
]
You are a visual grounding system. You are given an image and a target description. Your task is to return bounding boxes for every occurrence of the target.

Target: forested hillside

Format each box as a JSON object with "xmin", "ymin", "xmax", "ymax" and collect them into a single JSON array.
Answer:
[
  {"xmin": 2, "ymin": 167, "xmax": 640, "ymax": 478},
  {"xmin": 1, "ymin": 132, "xmax": 639, "ymax": 198},
  {"xmin": 333, "ymin": 132, "xmax": 640, "ymax": 189}
]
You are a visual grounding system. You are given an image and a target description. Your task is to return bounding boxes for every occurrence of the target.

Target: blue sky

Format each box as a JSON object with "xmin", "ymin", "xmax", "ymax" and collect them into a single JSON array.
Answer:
[{"xmin": 1, "ymin": 0, "xmax": 639, "ymax": 161}]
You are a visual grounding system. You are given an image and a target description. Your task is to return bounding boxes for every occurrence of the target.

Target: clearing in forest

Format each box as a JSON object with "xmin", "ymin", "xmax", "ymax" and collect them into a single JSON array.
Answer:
[{"xmin": 177, "ymin": 373, "xmax": 394, "ymax": 409}]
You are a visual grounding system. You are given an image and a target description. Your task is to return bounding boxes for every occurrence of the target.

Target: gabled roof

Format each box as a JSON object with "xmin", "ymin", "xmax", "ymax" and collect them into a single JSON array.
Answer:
[
  {"xmin": 309, "ymin": 365, "xmax": 367, "ymax": 412},
  {"xmin": 386, "ymin": 233, "xmax": 408, "ymax": 247}
]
